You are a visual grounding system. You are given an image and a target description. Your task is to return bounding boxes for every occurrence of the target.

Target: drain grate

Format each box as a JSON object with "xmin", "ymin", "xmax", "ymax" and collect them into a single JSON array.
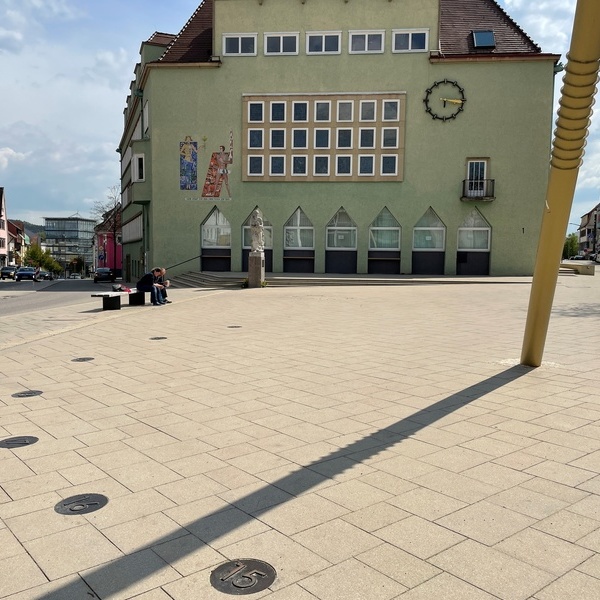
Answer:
[
  {"xmin": 210, "ymin": 559, "xmax": 276, "ymax": 595},
  {"xmin": 11, "ymin": 390, "xmax": 43, "ymax": 398},
  {"xmin": 54, "ymin": 494, "xmax": 109, "ymax": 515},
  {"xmin": 72, "ymin": 357, "xmax": 95, "ymax": 362},
  {"xmin": 0, "ymin": 436, "xmax": 39, "ymax": 449}
]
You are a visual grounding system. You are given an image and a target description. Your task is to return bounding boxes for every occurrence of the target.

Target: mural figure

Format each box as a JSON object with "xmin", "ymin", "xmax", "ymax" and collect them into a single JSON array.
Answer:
[
  {"xmin": 202, "ymin": 131, "xmax": 233, "ymax": 198},
  {"xmin": 180, "ymin": 136, "xmax": 198, "ymax": 190}
]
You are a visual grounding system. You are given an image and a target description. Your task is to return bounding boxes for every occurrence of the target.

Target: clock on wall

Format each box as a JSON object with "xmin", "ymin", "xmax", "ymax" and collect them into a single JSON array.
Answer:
[{"xmin": 423, "ymin": 79, "xmax": 466, "ymax": 121}]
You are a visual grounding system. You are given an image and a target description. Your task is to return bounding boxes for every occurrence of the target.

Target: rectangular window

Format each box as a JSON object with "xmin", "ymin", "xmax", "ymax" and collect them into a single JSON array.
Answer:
[
  {"xmin": 270, "ymin": 129, "xmax": 286, "ymax": 149},
  {"xmin": 314, "ymin": 129, "xmax": 330, "ymax": 149},
  {"xmin": 359, "ymin": 155, "xmax": 374, "ymax": 175},
  {"xmin": 359, "ymin": 128, "xmax": 375, "ymax": 148},
  {"xmin": 306, "ymin": 32, "xmax": 341, "ymax": 54},
  {"xmin": 248, "ymin": 129, "xmax": 264, "ymax": 149},
  {"xmin": 292, "ymin": 155, "xmax": 307, "ymax": 175},
  {"xmin": 383, "ymin": 100, "xmax": 400, "ymax": 121},
  {"xmin": 223, "ymin": 34, "xmax": 257, "ymax": 56},
  {"xmin": 248, "ymin": 102, "xmax": 264, "ymax": 123},
  {"xmin": 381, "ymin": 155, "xmax": 398, "ymax": 175},
  {"xmin": 337, "ymin": 128, "xmax": 353, "ymax": 149},
  {"xmin": 315, "ymin": 101, "xmax": 331, "ymax": 122},
  {"xmin": 392, "ymin": 29, "xmax": 428, "ymax": 52},
  {"xmin": 370, "ymin": 228, "xmax": 400, "ymax": 250},
  {"xmin": 314, "ymin": 155, "xmax": 330, "ymax": 176},
  {"xmin": 271, "ymin": 102, "xmax": 286, "ymax": 122},
  {"xmin": 349, "ymin": 31, "xmax": 384, "ymax": 54},
  {"xmin": 458, "ymin": 228, "xmax": 491, "ymax": 251},
  {"xmin": 381, "ymin": 128, "xmax": 398, "ymax": 148},
  {"xmin": 132, "ymin": 154, "xmax": 145, "ymax": 182},
  {"xmin": 473, "ymin": 30, "xmax": 496, "ymax": 49},
  {"xmin": 327, "ymin": 228, "xmax": 357, "ymax": 249},
  {"xmin": 360, "ymin": 100, "xmax": 376, "ymax": 121},
  {"xmin": 292, "ymin": 129, "xmax": 308, "ymax": 149},
  {"xmin": 270, "ymin": 156, "xmax": 286, "ymax": 175},
  {"xmin": 336, "ymin": 155, "xmax": 352, "ymax": 175},
  {"xmin": 413, "ymin": 228, "xmax": 445, "ymax": 250},
  {"xmin": 293, "ymin": 101, "xmax": 308, "ymax": 122},
  {"xmin": 337, "ymin": 101, "xmax": 353, "ymax": 122},
  {"xmin": 248, "ymin": 156, "xmax": 263, "ymax": 176},
  {"xmin": 265, "ymin": 33, "xmax": 299, "ymax": 55}
]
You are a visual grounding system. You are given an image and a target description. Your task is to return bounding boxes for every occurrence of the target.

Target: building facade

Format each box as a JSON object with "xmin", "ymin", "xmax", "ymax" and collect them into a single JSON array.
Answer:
[
  {"xmin": 0, "ymin": 188, "xmax": 7, "ymax": 266},
  {"xmin": 94, "ymin": 205, "xmax": 123, "ymax": 276},
  {"xmin": 44, "ymin": 216, "xmax": 95, "ymax": 277},
  {"xmin": 119, "ymin": 0, "xmax": 560, "ymax": 279}
]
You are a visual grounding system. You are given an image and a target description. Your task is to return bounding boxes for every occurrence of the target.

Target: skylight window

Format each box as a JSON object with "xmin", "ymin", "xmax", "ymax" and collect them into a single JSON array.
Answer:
[{"xmin": 472, "ymin": 30, "xmax": 496, "ymax": 49}]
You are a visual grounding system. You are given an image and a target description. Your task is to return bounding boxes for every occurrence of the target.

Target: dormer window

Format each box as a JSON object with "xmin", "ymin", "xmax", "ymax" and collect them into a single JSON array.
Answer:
[{"xmin": 472, "ymin": 30, "xmax": 496, "ymax": 49}]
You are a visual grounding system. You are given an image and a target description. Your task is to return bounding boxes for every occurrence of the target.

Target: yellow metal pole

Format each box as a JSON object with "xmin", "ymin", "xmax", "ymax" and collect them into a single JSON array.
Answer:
[{"xmin": 521, "ymin": 0, "xmax": 600, "ymax": 367}]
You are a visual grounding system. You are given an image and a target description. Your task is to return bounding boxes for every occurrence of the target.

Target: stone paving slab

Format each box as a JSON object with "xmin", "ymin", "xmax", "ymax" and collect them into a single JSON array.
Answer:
[{"xmin": 0, "ymin": 273, "xmax": 600, "ymax": 599}]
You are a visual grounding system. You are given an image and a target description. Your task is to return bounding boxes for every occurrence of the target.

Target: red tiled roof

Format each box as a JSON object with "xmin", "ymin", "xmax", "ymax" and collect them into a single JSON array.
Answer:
[
  {"xmin": 439, "ymin": 0, "xmax": 541, "ymax": 55},
  {"xmin": 147, "ymin": 32, "xmax": 177, "ymax": 47},
  {"xmin": 159, "ymin": 0, "xmax": 214, "ymax": 63}
]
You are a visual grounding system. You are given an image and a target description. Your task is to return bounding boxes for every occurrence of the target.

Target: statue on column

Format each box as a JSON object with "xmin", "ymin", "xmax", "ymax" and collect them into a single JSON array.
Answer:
[{"xmin": 250, "ymin": 209, "xmax": 265, "ymax": 252}]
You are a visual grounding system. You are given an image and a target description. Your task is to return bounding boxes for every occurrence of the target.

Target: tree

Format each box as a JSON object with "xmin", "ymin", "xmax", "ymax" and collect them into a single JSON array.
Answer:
[
  {"xmin": 563, "ymin": 232, "xmax": 579, "ymax": 259},
  {"xmin": 91, "ymin": 185, "xmax": 121, "ymax": 272}
]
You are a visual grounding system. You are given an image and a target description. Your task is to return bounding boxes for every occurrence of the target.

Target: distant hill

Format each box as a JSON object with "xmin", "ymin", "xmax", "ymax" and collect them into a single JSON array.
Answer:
[{"xmin": 22, "ymin": 221, "xmax": 45, "ymax": 234}]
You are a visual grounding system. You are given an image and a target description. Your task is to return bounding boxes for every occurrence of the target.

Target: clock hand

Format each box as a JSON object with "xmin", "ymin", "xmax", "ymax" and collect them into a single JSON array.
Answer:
[{"xmin": 441, "ymin": 98, "xmax": 464, "ymax": 105}]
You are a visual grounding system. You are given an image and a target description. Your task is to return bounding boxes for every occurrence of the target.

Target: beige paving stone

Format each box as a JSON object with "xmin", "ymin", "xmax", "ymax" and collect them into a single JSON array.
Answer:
[
  {"xmin": 375, "ymin": 514, "xmax": 464, "ymax": 559},
  {"xmin": 0, "ymin": 527, "xmax": 25, "ymax": 559},
  {"xmin": 430, "ymin": 539, "xmax": 555, "ymax": 600},
  {"xmin": 86, "ymin": 447, "xmax": 153, "ymax": 470},
  {"xmin": 2, "ymin": 470, "xmax": 72, "ymax": 500},
  {"xmin": 6, "ymin": 506, "xmax": 85, "ymax": 543},
  {"xmin": 152, "ymin": 533, "xmax": 225, "ymax": 576},
  {"xmin": 534, "ymin": 570, "xmax": 600, "ymax": 599},
  {"xmin": 524, "ymin": 441, "xmax": 587, "ymax": 463},
  {"xmin": 0, "ymin": 553, "xmax": 50, "ymax": 597},
  {"xmin": 81, "ymin": 548, "xmax": 181, "ymax": 600},
  {"xmin": 394, "ymin": 572, "xmax": 498, "ymax": 599},
  {"xmin": 357, "ymin": 543, "xmax": 442, "ymax": 588},
  {"xmin": 495, "ymin": 527, "xmax": 593, "ymax": 576},
  {"xmin": 534, "ymin": 429, "xmax": 600, "ymax": 453},
  {"xmin": 299, "ymin": 557, "xmax": 406, "ymax": 600},
  {"xmin": 533, "ymin": 509, "xmax": 600, "ymax": 542},
  {"xmin": 0, "ymin": 456, "xmax": 35, "ymax": 482},
  {"xmin": 24, "ymin": 523, "xmax": 123, "ymax": 580},
  {"xmin": 462, "ymin": 461, "xmax": 534, "ymax": 489},
  {"xmin": 411, "ymin": 469, "xmax": 501, "ymax": 503},
  {"xmin": 58, "ymin": 462, "xmax": 108, "ymax": 485},
  {"xmin": 107, "ymin": 460, "xmax": 183, "ymax": 492},
  {"xmin": 254, "ymin": 493, "xmax": 349, "ymax": 535},
  {"xmin": 292, "ymin": 519, "xmax": 381, "ymax": 563},
  {"xmin": 576, "ymin": 526, "xmax": 600, "ymax": 552},
  {"xmin": 0, "ymin": 573, "xmax": 101, "ymax": 600},
  {"xmin": 23, "ymin": 449, "xmax": 88, "ymax": 474},
  {"xmin": 576, "ymin": 553, "xmax": 600, "ymax": 578},
  {"xmin": 314, "ymin": 478, "xmax": 393, "ymax": 511},
  {"xmin": 520, "ymin": 476, "xmax": 591, "ymax": 503},
  {"xmin": 342, "ymin": 501, "xmax": 411, "ymax": 532},
  {"xmin": 460, "ymin": 436, "xmax": 523, "ymax": 457},
  {"xmin": 388, "ymin": 486, "xmax": 467, "ymax": 520},
  {"xmin": 524, "ymin": 460, "xmax": 596, "ymax": 487},
  {"xmin": 436, "ymin": 500, "xmax": 535, "ymax": 545}
]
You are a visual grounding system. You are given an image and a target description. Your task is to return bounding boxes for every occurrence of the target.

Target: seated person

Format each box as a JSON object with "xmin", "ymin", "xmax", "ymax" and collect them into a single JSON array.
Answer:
[
  {"xmin": 136, "ymin": 268, "xmax": 166, "ymax": 306},
  {"xmin": 156, "ymin": 268, "xmax": 171, "ymax": 304}
]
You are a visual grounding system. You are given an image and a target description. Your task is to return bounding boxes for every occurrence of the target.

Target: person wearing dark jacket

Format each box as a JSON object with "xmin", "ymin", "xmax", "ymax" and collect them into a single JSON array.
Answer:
[{"xmin": 136, "ymin": 267, "xmax": 166, "ymax": 306}]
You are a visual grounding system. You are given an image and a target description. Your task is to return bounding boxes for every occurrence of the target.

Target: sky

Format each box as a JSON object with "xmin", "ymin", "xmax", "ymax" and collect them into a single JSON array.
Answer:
[{"xmin": 0, "ymin": 0, "xmax": 593, "ymax": 232}]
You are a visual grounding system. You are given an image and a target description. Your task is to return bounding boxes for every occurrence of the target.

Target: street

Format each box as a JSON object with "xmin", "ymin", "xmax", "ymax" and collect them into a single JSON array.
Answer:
[{"xmin": 0, "ymin": 278, "xmax": 118, "ymax": 317}]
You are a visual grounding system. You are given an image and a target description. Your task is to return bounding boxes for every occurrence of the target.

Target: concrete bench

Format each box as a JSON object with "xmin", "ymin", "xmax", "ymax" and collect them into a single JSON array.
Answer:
[
  {"xmin": 91, "ymin": 288, "xmax": 146, "ymax": 310},
  {"xmin": 559, "ymin": 261, "xmax": 596, "ymax": 276}
]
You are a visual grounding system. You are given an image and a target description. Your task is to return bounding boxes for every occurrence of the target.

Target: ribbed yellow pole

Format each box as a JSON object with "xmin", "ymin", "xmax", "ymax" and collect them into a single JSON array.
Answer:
[{"xmin": 521, "ymin": 0, "xmax": 600, "ymax": 367}]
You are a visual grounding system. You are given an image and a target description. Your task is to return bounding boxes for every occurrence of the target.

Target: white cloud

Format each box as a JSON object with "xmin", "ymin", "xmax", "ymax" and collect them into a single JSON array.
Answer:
[{"xmin": 0, "ymin": 147, "xmax": 29, "ymax": 169}]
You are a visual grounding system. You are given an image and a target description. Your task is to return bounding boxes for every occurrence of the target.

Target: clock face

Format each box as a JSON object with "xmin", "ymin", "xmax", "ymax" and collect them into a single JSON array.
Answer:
[{"xmin": 424, "ymin": 79, "xmax": 466, "ymax": 121}]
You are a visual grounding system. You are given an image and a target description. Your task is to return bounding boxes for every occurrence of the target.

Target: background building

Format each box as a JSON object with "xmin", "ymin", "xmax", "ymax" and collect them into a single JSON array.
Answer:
[
  {"xmin": 119, "ymin": 0, "xmax": 560, "ymax": 278},
  {"xmin": 44, "ymin": 215, "xmax": 95, "ymax": 277},
  {"xmin": 0, "ymin": 188, "xmax": 7, "ymax": 266}
]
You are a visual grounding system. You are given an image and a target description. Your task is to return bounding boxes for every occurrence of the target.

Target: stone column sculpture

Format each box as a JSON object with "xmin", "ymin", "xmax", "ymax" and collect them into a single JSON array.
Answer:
[{"xmin": 248, "ymin": 209, "xmax": 265, "ymax": 287}]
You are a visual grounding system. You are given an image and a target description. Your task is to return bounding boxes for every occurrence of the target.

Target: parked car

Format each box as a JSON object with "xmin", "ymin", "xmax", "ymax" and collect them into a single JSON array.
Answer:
[
  {"xmin": 37, "ymin": 271, "xmax": 54, "ymax": 280},
  {"xmin": 93, "ymin": 267, "xmax": 115, "ymax": 283},
  {"xmin": 69, "ymin": 273, "xmax": 82, "ymax": 279},
  {"xmin": 1, "ymin": 265, "xmax": 18, "ymax": 280},
  {"xmin": 569, "ymin": 255, "xmax": 587, "ymax": 260},
  {"xmin": 15, "ymin": 267, "xmax": 36, "ymax": 281}
]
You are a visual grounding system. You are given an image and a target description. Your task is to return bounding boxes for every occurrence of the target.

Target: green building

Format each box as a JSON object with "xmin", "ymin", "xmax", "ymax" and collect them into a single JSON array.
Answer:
[{"xmin": 118, "ymin": 0, "xmax": 560, "ymax": 280}]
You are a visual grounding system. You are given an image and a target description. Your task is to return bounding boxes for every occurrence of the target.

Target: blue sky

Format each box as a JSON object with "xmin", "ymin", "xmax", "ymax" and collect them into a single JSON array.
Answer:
[{"xmin": 0, "ymin": 0, "xmax": 593, "ymax": 232}]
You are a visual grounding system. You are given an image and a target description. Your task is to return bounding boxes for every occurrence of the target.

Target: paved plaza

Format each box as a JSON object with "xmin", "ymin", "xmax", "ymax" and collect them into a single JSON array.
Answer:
[{"xmin": 1, "ymin": 271, "xmax": 600, "ymax": 599}]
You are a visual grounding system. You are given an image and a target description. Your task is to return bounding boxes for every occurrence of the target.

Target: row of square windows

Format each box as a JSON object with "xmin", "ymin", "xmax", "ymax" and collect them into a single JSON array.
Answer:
[
  {"xmin": 246, "ymin": 99, "xmax": 401, "ymax": 123},
  {"xmin": 248, "ymin": 127, "xmax": 400, "ymax": 150},
  {"xmin": 247, "ymin": 154, "xmax": 399, "ymax": 176},
  {"xmin": 224, "ymin": 30, "xmax": 428, "ymax": 56}
]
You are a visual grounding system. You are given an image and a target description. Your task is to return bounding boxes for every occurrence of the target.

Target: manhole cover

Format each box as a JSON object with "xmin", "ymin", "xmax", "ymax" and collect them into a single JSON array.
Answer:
[
  {"xmin": 150, "ymin": 336, "xmax": 167, "ymax": 340},
  {"xmin": 54, "ymin": 494, "xmax": 109, "ymax": 515},
  {"xmin": 0, "ymin": 436, "xmax": 39, "ymax": 449},
  {"xmin": 11, "ymin": 390, "xmax": 43, "ymax": 398},
  {"xmin": 227, "ymin": 326, "xmax": 242, "ymax": 329},
  {"xmin": 72, "ymin": 357, "xmax": 95, "ymax": 362},
  {"xmin": 210, "ymin": 559, "xmax": 276, "ymax": 595}
]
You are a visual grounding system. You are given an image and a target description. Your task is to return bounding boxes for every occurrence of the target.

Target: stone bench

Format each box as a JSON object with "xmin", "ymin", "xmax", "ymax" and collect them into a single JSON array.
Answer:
[
  {"xmin": 559, "ymin": 261, "xmax": 596, "ymax": 276},
  {"xmin": 91, "ymin": 288, "xmax": 146, "ymax": 310}
]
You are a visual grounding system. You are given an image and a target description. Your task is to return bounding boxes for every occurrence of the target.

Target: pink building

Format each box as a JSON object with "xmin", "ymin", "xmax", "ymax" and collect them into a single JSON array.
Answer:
[{"xmin": 94, "ymin": 205, "xmax": 123, "ymax": 276}]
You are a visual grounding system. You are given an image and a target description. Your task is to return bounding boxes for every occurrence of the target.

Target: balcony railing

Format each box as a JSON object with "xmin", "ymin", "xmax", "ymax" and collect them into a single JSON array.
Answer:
[{"xmin": 461, "ymin": 179, "xmax": 495, "ymax": 201}]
